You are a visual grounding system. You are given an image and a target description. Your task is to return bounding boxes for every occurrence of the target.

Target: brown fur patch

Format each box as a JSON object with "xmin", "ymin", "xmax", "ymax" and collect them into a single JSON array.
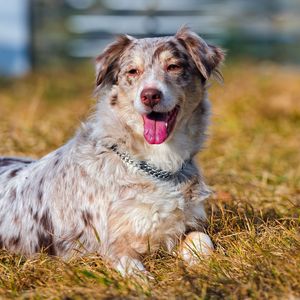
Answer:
[
  {"xmin": 80, "ymin": 168, "xmax": 87, "ymax": 177},
  {"xmin": 176, "ymin": 26, "xmax": 224, "ymax": 80},
  {"xmin": 33, "ymin": 211, "xmax": 39, "ymax": 222},
  {"xmin": 40, "ymin": 210, "xmax": 54, "ymax": 233},
  {"xmin": 110, "ymin": 93, "xmax": 118, "ymax": 105},
  {"xmin": 82, "ymin": 211, "xmax": 93, "ymax": 227},
  {"xmin": 37, "ymin": 210, "xmax": 56, "ymax": 255},
  {"xmin": 13, "ymin": 215, "xmax": 20, "ymax": 224},
  {"xmin": 96, "ymin": 35, "xmax": 133, "ymax": 87},
  {"xmin": 37, "ymin": 189, "xmax": 43, "ymax": 203},
  {"xmin": 9, "ymin": 235, "xmax": 21, "ymax": 247},
  {"xmin": 10, "ymin": 188, "xmax": 17, "ymax": 201},
  {"xmin": 37, "ymin": 231, "xmax": 56, "ymax": 255},
  {"xmin": 181, "ymin": 177, "xmax": 200, "ymax": 202},
  {"xmin": 9, "ymin": 168, "xmax": 22, "ymax": 178},
  {"xmin": 88, "ymin": 193, "xmax": 94, "ymax": 203}
]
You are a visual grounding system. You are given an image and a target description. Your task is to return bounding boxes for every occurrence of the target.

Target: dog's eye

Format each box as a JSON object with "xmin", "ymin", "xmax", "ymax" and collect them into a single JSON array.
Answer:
[
  {"xmin": 127, "ymin": 69, "xmax": 140, "ymax": 76},
  {"xmin": 167, "ymin": 64, "xmax": 182, "ymax": 72}
]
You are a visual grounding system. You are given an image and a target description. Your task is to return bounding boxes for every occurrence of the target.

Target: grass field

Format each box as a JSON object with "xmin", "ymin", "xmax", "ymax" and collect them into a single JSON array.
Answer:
[{"xmin": 0, "ymin": 62, "xmax": 299, "ymax": 299}]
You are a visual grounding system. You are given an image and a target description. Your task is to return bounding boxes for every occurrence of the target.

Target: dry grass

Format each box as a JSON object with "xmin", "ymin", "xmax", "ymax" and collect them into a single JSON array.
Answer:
[{"xmin": 0, "ymin": 62, "xmax": 299, "ymax": 299}]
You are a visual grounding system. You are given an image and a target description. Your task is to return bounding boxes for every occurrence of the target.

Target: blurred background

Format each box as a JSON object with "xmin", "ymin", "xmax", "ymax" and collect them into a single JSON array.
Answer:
[{"xmin": 1, "ymin": 0, "xmax": 300, "ymax": 77}]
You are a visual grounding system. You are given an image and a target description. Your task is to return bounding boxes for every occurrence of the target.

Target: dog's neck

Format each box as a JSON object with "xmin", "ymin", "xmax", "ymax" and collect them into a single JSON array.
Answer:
[{"xmin": 104, "ymin": 143, "xmax": 197, "ymax": 184}]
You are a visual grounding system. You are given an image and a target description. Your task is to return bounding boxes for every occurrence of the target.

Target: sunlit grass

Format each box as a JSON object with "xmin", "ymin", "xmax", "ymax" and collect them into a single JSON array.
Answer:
[{"xmin": 0, "ymin": 61, "xmax": 299, "ymax": 299}]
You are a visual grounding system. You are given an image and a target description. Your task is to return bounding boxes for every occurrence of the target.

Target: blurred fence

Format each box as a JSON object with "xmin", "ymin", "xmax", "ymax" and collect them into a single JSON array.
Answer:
[{"xmin": 1, "ymin": 0, "xmax": 300, "ymax": 76}]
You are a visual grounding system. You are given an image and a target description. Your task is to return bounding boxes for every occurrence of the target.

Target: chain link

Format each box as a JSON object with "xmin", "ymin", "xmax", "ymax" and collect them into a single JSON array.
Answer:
[{"xmin": 107, "ymin": 144, "xmax": 193, "ymax": 183}]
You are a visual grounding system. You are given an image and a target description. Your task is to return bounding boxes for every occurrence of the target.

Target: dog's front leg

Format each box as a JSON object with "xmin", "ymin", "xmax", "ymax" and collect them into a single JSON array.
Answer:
[{"xmin": 179, "ymin": 231, "xmax": 214, "ymax": 265}]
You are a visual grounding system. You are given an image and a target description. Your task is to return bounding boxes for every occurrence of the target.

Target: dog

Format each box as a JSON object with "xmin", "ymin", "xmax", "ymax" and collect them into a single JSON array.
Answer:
[{"xmin": 0, "ymin": 27, "xmax": 224, "ymax": 275}]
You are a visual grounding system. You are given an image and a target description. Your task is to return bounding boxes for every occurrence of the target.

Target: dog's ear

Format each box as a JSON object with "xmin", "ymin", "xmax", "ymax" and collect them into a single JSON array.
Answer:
[
  {"xmin": 95, "ymin": 35, "xmax": 134, "ymax": 87},
  {"xmin": 175, "ymin": 26, "xmax": 225, "ymax": 81}
]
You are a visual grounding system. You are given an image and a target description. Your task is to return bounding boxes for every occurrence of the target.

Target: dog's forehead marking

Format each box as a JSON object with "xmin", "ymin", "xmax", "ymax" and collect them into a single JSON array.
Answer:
[
  {"xmin": 158, "ymin": 50, "xmax": 177, "ymax": 62},
  {"xmin": 123, "ymin": 36, "xmax": 184, "ymax": 68}
]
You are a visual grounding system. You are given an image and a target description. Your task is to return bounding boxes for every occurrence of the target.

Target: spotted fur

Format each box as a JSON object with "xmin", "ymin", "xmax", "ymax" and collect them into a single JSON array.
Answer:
[{"xmin": 0, "ymin": 27, "xmax": 224, "ymax": 275}]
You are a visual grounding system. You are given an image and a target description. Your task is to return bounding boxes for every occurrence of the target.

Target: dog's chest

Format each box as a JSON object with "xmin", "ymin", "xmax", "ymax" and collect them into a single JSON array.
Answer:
[{"xmin": 109, "ymin": 179, "xmax": 191, "ymax": 237}]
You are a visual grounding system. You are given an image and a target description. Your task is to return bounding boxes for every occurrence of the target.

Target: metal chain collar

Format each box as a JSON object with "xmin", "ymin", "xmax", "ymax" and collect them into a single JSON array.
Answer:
[{"xmin": 107, "ymin": 144, "xmax": 196, "ymax": 184}]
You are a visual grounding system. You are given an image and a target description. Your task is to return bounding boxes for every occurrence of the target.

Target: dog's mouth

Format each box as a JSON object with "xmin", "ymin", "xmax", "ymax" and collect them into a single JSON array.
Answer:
[{"xmin": 142, "ymin": 106, "xmax": 180, "ymax": 144}]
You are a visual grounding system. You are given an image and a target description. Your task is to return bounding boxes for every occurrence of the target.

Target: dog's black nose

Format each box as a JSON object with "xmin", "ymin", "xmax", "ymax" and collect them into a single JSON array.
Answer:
[{"xmin": 140, "ymin": 88, "xmax": 162, "ymax": 108}]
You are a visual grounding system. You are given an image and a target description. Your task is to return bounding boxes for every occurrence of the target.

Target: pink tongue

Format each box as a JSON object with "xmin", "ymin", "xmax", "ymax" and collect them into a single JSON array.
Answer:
[{"xmin": 142, "ymin": 115, "xmax": 168, "ymax": 144}]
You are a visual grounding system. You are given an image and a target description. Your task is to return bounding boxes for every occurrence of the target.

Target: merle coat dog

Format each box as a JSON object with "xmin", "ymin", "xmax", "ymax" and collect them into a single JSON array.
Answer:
[{"xmin": 0, "ymin": 27, "xmax": 224, "ymax": 275}]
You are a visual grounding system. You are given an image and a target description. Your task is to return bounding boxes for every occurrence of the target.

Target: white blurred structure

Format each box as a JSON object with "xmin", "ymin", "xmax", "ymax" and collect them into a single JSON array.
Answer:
[
  {"xmin": 63, "ymin": 0, "xmax": 300, "ymax": 62},
  {"xmin": 0, "ymin": 0, "xmax": 300, "ymax": 76},
  {"xmin": 0, "ymin": 0, "xmax": 31, "ymax": 76}
]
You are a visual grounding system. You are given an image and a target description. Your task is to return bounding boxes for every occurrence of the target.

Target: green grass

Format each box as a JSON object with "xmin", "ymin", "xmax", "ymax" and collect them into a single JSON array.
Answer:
[{"xmin": 0, "ymin": 62, "xmax": 299, "ymax": 299}]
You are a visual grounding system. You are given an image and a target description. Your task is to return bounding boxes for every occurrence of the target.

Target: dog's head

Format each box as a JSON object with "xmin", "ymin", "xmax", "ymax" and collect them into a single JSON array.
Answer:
[{"xmin": 95, "ymin": 27, "xmax": 224, "ymax": 145}]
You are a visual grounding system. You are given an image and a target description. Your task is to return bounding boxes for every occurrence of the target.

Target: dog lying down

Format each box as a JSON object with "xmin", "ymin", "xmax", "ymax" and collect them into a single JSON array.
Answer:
[{"xmin": 0, "ymin": 27, "xmax": 224, "ymax": 276}]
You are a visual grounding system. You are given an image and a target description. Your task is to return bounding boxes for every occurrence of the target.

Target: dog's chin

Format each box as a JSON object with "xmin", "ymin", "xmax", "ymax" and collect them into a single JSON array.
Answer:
[{"xmin": 142, "ymin": 105, "xmax": 180, "ymax": 145}]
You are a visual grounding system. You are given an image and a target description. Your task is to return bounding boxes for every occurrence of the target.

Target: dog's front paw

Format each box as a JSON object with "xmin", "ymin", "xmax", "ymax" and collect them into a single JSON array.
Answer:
[
  {"xmin": 179, "ymin": 231, "xmax": 214, "ymax": 265},
  {"xmin": 115, "ymin": 256, "xmax": 153, "ymax": 280}
]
